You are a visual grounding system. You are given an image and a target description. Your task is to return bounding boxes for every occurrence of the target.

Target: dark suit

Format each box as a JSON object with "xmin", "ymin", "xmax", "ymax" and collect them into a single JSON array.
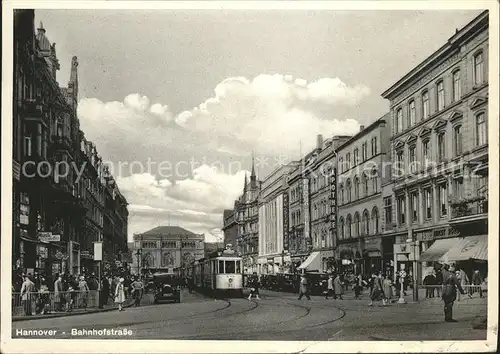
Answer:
[{"xmin": 441, "ymin": 269, "xmax": 465, "ymax": 321}]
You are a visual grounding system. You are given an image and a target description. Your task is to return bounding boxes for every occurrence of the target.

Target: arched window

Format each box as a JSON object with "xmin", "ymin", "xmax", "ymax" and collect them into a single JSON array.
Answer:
[
  {"xmin": 346, "ymin": 179, "xmax": 352, "ymax": 203},
  {"xmin": 422, "ymin": 90, "xmax": 430, "ymax": 119},
  {"xmin": 474, "ymin": 51, "xmax": 484, "ymax": 85},
  {"xmin": 353, "ymin": 212, "xmax": 360, "ymax": 237},
  {"xmin": 396, "ymin": 108, "xmax": 403, "ymax": 133},
  {"xmin": 362, "ymin": 209, "xmax": 370, "ymax": 236},
  {"xmin": 372, "ymin": 207, "xmax": 380, "ymax": 234},
  {"xmin": 436, "ymin": 80, "xmax": 445, "ymax": 111},
  {"xmin": 346, "ymin": 214, "xmax": 352, "ymax": 238},
  {"xmin": 408, "ymin": 100, "xmax": 416, "ymax": 126},
  {"xmin": 339, "ymin": 217, "xmax": 344, "ymax": 240},
  {"xmin": 362, "ymin": 173, "xmax": 369, "ymax": 197},
  {"xmin": 354, "ymin": 176, "xmax": 360, "ymax": 200},
  {"xmin": 371, "ymin": 168, "xmax": 378, "ymax": 193},
  {"xmin": 339, "ymin": 183, "xmax": 344, "ymax": 204},
  {"xmin": 453, "ymin": 70, "xmax": 461, "ymax": 101}
]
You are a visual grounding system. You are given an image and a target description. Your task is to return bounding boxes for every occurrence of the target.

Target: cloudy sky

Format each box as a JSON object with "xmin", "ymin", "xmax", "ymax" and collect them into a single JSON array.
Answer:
[{"xmin": 34, "ymin": 8, "xmax": 482, "ymax": 242}]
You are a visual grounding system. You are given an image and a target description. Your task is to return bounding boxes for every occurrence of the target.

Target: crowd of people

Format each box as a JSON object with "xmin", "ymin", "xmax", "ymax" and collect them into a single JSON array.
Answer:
[{"xmin": 12, "ymin": 269, "xmax": 146, "ymax": 316}]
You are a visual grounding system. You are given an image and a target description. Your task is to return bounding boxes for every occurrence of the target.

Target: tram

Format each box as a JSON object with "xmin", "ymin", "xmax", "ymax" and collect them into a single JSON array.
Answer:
[{"xmin": 189, "ymin": 249, "xmax": 244, "ymax": 298}]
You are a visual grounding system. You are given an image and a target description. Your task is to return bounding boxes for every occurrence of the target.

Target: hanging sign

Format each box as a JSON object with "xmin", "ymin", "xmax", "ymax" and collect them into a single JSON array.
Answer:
[{"xmin": 94, "ymin": 242, "xmax": 103, "ymax": 261}]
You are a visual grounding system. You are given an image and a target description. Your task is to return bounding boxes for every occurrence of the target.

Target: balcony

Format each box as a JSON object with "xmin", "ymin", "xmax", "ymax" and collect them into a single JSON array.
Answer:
[
  {"xmin": 450, "ymin": 196, "xmax": 488, "ymax": 221},
  {"xmin": 23, "ymin": 99, "xmax": 47, "ymax": 124},
  {"xmin": 51, "ymin": 135, "xmax": 73, "ymax": 152}
]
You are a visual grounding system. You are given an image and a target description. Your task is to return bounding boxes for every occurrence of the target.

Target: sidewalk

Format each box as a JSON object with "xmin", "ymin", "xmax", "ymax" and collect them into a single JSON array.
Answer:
[{"xmin": 12, "ymin": 298, "xmax": 135, "ymax": 322}]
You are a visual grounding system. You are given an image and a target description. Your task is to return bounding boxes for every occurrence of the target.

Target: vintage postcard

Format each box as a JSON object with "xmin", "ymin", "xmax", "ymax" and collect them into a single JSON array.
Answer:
[{"xmin": 1, "ymin": 0, "xmax": 498, "ymax": 353}]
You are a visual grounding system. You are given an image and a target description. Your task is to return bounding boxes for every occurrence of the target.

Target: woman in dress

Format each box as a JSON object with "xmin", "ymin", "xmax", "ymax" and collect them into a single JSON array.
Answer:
[
  {"xmin": 382, "ymin": 272, "xmax": 393, "ymax": 303},
  {"xmin": 115, "ymin": 278, "xmax": 126, "ymax": 311}
]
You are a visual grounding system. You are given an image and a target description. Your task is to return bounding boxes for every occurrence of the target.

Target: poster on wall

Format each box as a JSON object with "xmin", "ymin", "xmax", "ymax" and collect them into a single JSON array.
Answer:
[{"xmin": 283, "ymin": 192, "xmax": 289, "ymax": 251}]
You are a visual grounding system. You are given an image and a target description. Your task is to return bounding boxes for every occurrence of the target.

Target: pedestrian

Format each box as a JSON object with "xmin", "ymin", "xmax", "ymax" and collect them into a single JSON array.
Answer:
[
  {"xmin": 333, "ymin": 273, "xmax": 344, "ymax": 300},
  {"xmin": 54, "ymin": 274, "xmax": 64, "ymax": 312},
  {"xmin": 115, "ymin": 277, "xmax": 126, "ymax": 311},
  {"xmin": 435, "ymin": 267, "xmax": 443, "ymax": 297},
  {"xmin": 471, "ymin": 269, "xmax": 483, "ymax": 298},
  {"xmin": 101, "ymin": 276, "xmax": 110, "ymax": 306},
  {"xmin": 20, "ymin": 274, "xmax": 36, "ymax": 316},
  {"xmin": 441, "ymin": 263, "xmax": 467, "ymax": 322},
  {"xmin": 382, "ymin": 272, "xmax": 393, "ymax": 302},
  {"xmin": 78, "ymin": 276, "xmax": 90, "ymax": 309},
  {"xmin": 298, "ymin": 273, "xmax": 310, "ymax": 300},
  {"xmin": 130, "ymin": 276, "xmax": 144, "ymax": 307},
  {"xmin": 354, "ymin": 273, "xmax": 363, "ymax": 299},
  {"xmin": 248, "ymin": 273, "xmax": 260, "ymax": 300},
  {"xmin": 368, "ymin": 272, "xmax": 386, "ymax": 307},
  {"xmin": 423, "ymin": 271, "xmax": 436, "ymax": 298},
  {"xmin": 325, "ymin": 274, "xmax": 334, "ymax": 299}
]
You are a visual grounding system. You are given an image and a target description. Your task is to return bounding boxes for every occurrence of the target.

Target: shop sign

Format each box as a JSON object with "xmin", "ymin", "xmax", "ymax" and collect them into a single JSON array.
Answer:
[
  {"xmin": 393, "ymin": 243, "xmax": 408, "ymax": 254},
  {"xmin": 13, "ymin": 161, "xmax": 21, "ymax": 181},
  {"xmin": 283, "ymin": 192, "xmax": 289, "ymax": 251},
  {"xmin": 395, "ymin": 235, "xmax": 407, "ymax": 244},
  {"xmin": 302, "ymin": 178, "xmax": 310, "ymax": 242},
  {"xmin": 37, "ymin": 246, "xmax": 48, "ymax": 259},
  {"xmin": 20, "ymin": 204, "xmax": 29, "ymax": 225},
  {"xmin": 364, "ymin": 237, "xmax": 382, "ymax": 251},
  {"xmin": 55, "ymin": 251, "xmax": 64, "ymax": 260},
  {"xmin": 415, "ymin": 230, "xmax": 434, "ymax": 242},
  {"xmin": 38, "ymin": 232, "xmax": 60, "ymax": 242}
]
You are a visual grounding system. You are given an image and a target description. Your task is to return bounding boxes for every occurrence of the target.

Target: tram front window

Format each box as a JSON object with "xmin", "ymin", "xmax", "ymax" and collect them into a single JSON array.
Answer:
[
  {"xmin": 218, "ymin": 260, "xmax": 225, "ymax": 273},
  {"xmin": 236, "ymin": 261, "xmax": 241, "ymax": 274},
  {"xmin": 225, "ymin": 261, "xmax": 236, "ymax": 274}
]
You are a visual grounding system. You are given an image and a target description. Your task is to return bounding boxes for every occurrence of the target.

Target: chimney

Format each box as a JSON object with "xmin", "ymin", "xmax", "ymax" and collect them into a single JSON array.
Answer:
[
  {"xmin": 359, "ymin": 125, "xmax": 365, "ymax": 132},
  {"xmin": 316, "ymin": 134, "xmax": 324, "ymax": 150}
]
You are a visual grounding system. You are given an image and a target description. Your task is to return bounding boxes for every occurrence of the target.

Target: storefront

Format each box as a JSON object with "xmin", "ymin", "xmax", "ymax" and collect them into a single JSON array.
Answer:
[
  {"xmin": 362, "ymin": 237, "xmax": 383, "ymax": 275},
  {"xmin": 80, "ymin": 250, "xmax": 96, "ymax": 274},
  {"xmin": 337, "ymin": 243, "xmax": 362, "ymax": 275}
]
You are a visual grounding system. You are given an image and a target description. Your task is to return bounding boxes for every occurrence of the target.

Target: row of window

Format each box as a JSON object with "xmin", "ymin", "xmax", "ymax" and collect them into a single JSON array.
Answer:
[
  {"xmin": 290, "ymin": 184, "xmax": 302, "ymax": 203},
  {"xmin": 312, "ymin": 228, "xmax": 333, "ymax": 249},
  {"xmin": 384, "ymin": 175, "xmax": 487, "ymax": 227},
  {"xmin": 394, "ymin": 51, "xmax": 485, "ymax": 134},
  {"xmin": 338, "ymin": 207, "xmax": 380, "ymax": 239},
  {"xmin": 338, "ymin": 170, "xmax": 379, "ymax": 205},
  {"xmin": 312, "ymin": 199, "xmax": 330, "ymax": 221},
  {"xmin": 339, "ymin": 137, "xmax": 378, "ymax": 173},
  {"xmin": 394, "ymin": 113, "xmax": 487, "ymax": 176},
  {"xmin": 139, "ymin": 241, "xmax": 199, "ymax": 249},
  {"xmin": 290, "ymin": 209, "xmax": 302, "ymax": 227}
]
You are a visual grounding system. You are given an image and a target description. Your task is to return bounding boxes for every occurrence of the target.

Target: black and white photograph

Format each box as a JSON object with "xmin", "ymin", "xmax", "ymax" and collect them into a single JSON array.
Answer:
[{"xmin": 1, "ymin": 1, "xmax": 498, "ymax": 353}]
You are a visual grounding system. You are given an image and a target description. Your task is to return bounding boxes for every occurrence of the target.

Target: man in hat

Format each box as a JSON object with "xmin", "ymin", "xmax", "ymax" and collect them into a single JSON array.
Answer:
[{"xmin": 441, "ymin": 263, "xmax": 466, "ymax": 322}]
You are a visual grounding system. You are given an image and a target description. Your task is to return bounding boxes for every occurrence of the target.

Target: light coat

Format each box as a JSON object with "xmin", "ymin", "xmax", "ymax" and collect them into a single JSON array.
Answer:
[
  {"xmin": 327, "ymin": 277, "xmax": 334, "ymax": 290},
  {"xmin": 333, "ymin": 276, "xmax": 343, "ymax": 295},
  {"xmin": 20, "ymin": 279, "xmax": 36, "ymax": 301},
  {"xmin": 54, "ymin": 279, "xmax": 64, "ymax": 302},
  {"xmin": 300, "ymin": 277, "xmax": 308, "ymax": 294},
  {"xmin": 115, "ymin": 283, "xmax": 125, "ymax": 303}
]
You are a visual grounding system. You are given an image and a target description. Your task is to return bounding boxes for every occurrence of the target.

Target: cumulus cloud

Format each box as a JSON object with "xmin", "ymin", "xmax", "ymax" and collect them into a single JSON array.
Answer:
[
  {"xmin": 174, "ymin": 74, "xmax": 367, "ymax": 155},
  {"xmin": 116, "ymin": 166, "xmax": 247, "ymax": 242}
]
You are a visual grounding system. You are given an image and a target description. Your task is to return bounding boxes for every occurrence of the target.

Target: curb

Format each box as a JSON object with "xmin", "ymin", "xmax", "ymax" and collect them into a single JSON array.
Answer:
[{"xmin": 12, "ymin": 299, "xmax": 135, "ymax": 322}]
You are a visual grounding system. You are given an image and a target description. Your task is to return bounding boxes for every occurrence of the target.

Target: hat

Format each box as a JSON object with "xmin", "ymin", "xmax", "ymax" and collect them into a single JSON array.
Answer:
[{"xmin": 119, "ymin": 278, "xmax": 124, "ymax": 283}]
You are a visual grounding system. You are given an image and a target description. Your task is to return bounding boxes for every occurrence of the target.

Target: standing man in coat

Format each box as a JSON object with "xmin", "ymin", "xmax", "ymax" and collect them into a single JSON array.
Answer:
[
  {"xmin": 333, "ymin": 273, "xmax": 344, "ymax": 300},
  {"xmin": 441, "ymin": 263, "xmax": 467, "ymax": 322},
  {"xmin": 298, "ymin": 273, "xmax": 310, "ymax": 300},
  {"xmin": 20, "ymin": 275, "xmax": 36, "ymax": 316},
  {"xmin": 471, "ymin": 269, "xmax": 484, "ymax": 297},
  {"xmin": 325, "ymin": 274, "xmax": 334, "ymax": 299}
]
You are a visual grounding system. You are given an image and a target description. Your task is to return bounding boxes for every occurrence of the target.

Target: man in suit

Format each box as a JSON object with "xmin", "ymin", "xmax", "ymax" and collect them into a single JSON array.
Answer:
[
  {"xmin": 441, "ymin": 263, "xmax": 467, "ymax": 322},
  {"xmin": 471, "ymin": 269, "xmax": 484, "ymax": 298}
]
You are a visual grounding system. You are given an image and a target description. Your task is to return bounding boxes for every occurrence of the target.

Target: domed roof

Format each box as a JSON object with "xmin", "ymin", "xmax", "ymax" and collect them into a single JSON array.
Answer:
[{"xmin": 36, "ymin": 21, "xmax": 51, "ymax": 52}]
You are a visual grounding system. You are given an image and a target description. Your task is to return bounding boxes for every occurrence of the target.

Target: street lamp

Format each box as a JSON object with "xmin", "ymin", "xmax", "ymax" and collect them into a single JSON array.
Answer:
[{"xmin": 135, "ymin": 248, "xmax": 142, "ymax": 276}]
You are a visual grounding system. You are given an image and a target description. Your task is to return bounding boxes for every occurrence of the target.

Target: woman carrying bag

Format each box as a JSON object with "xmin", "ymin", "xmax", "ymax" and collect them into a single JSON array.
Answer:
[{"xmin": 115, "ymin": 278, "xmax": 126, "ymax": 311}]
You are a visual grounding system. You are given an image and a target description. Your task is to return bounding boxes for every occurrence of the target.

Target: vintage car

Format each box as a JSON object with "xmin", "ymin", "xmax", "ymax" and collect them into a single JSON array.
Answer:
[{"xmin": 152, "ymin": 272, "xmax": 181, "ymax": 303}]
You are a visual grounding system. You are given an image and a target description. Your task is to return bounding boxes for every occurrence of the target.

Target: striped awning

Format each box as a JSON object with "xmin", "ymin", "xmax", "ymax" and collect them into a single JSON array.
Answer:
[
  {"xmin": 440, "ymin": 235, "xmax": 488, "ymax": 262},
  {"xmin": 419, "ymin": 238, "xmax": 460, "ymax": 262}
]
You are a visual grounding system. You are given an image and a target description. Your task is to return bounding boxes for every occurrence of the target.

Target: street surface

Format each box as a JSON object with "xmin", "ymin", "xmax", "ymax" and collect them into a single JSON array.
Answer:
[{"xmin": 11, "ymin": 289, "xmax": 487, "ymax": 341}]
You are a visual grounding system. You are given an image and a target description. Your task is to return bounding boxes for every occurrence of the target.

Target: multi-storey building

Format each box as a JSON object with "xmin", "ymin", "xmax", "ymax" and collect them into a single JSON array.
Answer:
[
  {"xmin": 12, "ymin": 12, "xmax": 129, "ymax": 277},
  {"xmin": 13, "ymin": 16, "xmax": 87, "ymax": 276},
  {"xmin": 130, "ymin": 226, "xmax": 204, "ymax": 275},
  {"xmin": 297, "ymin": 134, "xmax": 350, "ymax": 273},
  {"xmin": 78, "ymin": 138, "xmax": 105, "ymax": 274},
  {"xmin": 235, "ymin": 160, "xmax": 260, "ymax": 273},
  {"xmin": 258, "ymin": 162, "xmax": 298, "ymax": 274},
  {"xmin": 336, "ymin": 117, "xmax": 391, "ymax": 275},
  {"xmin": 381, "ymin": 11, "xmax": 489, "ymax": 282},
  {"xmin": 103, "ymin": 170, "xmax": 129, "ymax": 273},
  {"xmin": 222, "ymin": 208, "xmax": 238, "ymax": 249}
]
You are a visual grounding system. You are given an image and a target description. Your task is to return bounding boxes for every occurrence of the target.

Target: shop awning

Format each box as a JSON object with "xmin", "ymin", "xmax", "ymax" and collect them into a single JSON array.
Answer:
[
  {"xmin": 440, "ymin": 235, "xmax": 488, "ymax": 262},
  {"xmin": 298, "ymin": 251, "xmax": 321, "ymax": 271},
  {"xmin": 419, "ymin": 238, "xmax": 460, "ymax": 262}
]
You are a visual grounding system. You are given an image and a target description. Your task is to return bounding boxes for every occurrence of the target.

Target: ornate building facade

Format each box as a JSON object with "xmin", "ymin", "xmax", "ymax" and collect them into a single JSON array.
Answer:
[
  {"xmin": 235, "ymin": 159, "xmax": 260, "ymax": 273},
  {"xmin": 130, "ymin": 226, "xmax": 204, "ymax": 275},
  {"xmin": 381, "ymin": 10, "xmax": 489, "ymax": 282}
]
